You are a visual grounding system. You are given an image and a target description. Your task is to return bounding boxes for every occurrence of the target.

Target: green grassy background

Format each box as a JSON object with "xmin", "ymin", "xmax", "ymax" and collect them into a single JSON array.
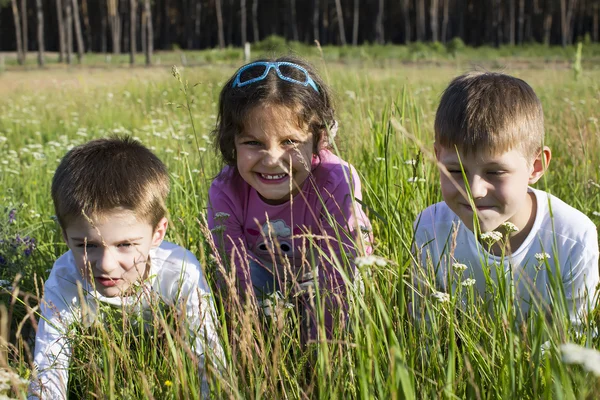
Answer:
[{"xmin": 1, "ymin": 49, "xmax": 600, "ymax": 398}]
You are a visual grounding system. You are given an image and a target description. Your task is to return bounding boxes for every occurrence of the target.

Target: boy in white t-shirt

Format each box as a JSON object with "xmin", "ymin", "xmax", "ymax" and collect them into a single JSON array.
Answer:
[
  {"xmin": 28, "ymin": 137, "xmax": 224, "ymax": 399},
  {"xmin": 413, "ymin": 71, "xmax": 599, "ymax": 326}
]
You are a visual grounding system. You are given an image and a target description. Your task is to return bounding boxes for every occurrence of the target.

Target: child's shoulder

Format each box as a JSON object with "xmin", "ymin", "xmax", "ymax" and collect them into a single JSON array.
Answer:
[
  {"xmin": 209, "ymin": 166, "xmax": 247, "ymax": 194},
  {"xmin": 313, "ymin": 150, "xmax": 361, "ymax": 191},
  {"xmin": 414, "ymin": 201, "xmax": 456, "ymax": 229},
  {"xmin": 151, "ymin": 241, "xmax": 201, "ymax": 274},
  {"xmin": 534, "ymin": 188, "xmax": 597, "ymax": 237}
]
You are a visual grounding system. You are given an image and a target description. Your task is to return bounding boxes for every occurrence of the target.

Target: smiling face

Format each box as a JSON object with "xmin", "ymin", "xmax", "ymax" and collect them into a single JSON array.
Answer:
[
  {"xmin": 63, "ymin": 208, "xmax": 167, "ymax": 297},
  {"xmin": 435, "ymin": 144, "xmax": 550, "ymax": 235},
  {"xmin": 235, "ymin": 104, "xmax": 315, "ymax": 204}
]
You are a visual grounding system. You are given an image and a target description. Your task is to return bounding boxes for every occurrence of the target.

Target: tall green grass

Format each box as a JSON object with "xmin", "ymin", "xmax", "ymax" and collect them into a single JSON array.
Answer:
[{"xmin": 0, "ymin": 60, "xmax": 599, "ymax": 398}]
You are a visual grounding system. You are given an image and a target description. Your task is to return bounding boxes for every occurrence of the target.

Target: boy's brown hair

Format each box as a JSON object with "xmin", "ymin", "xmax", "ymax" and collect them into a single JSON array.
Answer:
[
  {"xmin": 213, "ymin": 55, "xmax": 335, "ymax": 166},
  {"xmin": 51, "ymin": 136, "xmax": 170, "ymax": 230},
  {"xmin": 434, "ymin": 71, "xmax": 544, "ymax": 160}
]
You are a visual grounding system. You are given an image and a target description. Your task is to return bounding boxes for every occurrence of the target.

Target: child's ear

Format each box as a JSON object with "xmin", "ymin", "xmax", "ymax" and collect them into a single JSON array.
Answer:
[
  {"xmin": 151, "ymin": 217, "xmax": 168, "ymax": 247},
  {"xmin": 528, "ymin": 146, "xmax": 552, "ymax": 184}
]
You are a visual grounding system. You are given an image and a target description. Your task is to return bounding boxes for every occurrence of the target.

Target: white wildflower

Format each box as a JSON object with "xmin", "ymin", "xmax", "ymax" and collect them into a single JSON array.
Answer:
[
  {"xmin": 480, "ymin": 231, "xmax": 502, "ymax": 244},
  {"xmin": 535, "ymin": 252, "xmax": 551, "ymax": 261},
  {"xmin": 461, "ymin": 278, "xmax": 476, "ymax": 287},
  {"xmin": 198, "ymin": 147, "xmax": 207, "ymax": 152},
  {"xmin": 214, "ymin": 212, "xmax": 230, "ymax": 221},
  {"xmin": 404, "ymin": 159, "xmax": 417, "ymax": 165},
  {"xmin": 561, "ymin": 343, "xmax": 600, "ymax": 376},
  {"xmin": 452, "ymin": 263, "xmax": 468, "ymax": 272},
  {"xmin": 375, "ymin": 157, "xmax": 385, "ymax": 162},
  {"xmin": 0, "ymin": 280, "xmax": 13, "ymax": 291},
  {"xmin": 355, "ymin": 255, "xmax": 387, "ymax": 268},
  {"xmin": 407, "ymin": 177, "xmax": 426, "ymax": 183},
  {"xmin": 210, "ymin": 225, "xmax": 226, "ymax": 233},
  {"xmin": 431, "ymin": 291, "xmax": 450, "ymax": 303},
  {"xmin": 592, "ymin": 211, "xmax": 600, "ymax": 217},
  {"xmin": 500, "ymin": 221, "xmax": 519, "ymax": 233}
]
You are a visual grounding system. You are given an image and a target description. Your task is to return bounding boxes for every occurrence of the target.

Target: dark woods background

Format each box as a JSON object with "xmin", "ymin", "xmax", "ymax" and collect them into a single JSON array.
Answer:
[{"xmin": 0, "ymin": 0, "xmax": 599, "ymax": 55}]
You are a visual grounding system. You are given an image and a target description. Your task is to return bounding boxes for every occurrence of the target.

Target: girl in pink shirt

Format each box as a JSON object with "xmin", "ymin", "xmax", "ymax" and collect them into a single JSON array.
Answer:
[{"xmin": 207, "ymin": 56, "xmax": 372, "ymax": 341}]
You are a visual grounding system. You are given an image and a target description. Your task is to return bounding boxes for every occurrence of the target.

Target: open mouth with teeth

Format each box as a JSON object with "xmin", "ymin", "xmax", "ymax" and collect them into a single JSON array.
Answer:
[{"xmin": 258, "ymin": 172, "xmax": 289, "ymax": 182}]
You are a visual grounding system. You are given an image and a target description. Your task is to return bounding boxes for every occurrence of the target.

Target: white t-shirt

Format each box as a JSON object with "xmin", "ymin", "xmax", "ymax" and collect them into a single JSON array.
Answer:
[
  {"xmin": 414, "ymin": 187, "xmax": 599, "ymax": 324},
  {"xmin": 28, "ymin": 241, "xmax": 224, "ymax": 400}
]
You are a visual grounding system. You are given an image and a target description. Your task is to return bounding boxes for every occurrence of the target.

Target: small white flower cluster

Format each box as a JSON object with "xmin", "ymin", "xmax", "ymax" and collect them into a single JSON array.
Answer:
[
  {"xmin": 355, "ymin": 255, "xmax": 387, "ymax": 268},
  {"xmin": 210, "ymin": 225, "xmax": 226, "ymax": 234},
  {"xmin": 561, "ymin": 343, "xmax": 600, "ymax": 376},
  {"xmin": 535, "ymin": 252, "xmax": 551, "ymax": 261},
  {"xmin": 431, "ymin": 291, "xmax": 450, "ymax": 303},
  {"xmin": 500, "ymin": 221, "xmax": 519, "ymax": 233},
  {"xmin": 452, "ymin": 263, "xmax": 468, "ymax": 272},
  {"xmin": 259, "ymin": 291, "xmax": 294, "ymax": 319},
  {"xmin": 461, "ymin": 278, "xmax": 476, "ymax": 287},
  {"xmin": 214, "ymin": 212, "xmax": 231, "ymax": 221},
  {"xmin": 480, "ymin": 231, "xmax": 502, "ymax": 244}
]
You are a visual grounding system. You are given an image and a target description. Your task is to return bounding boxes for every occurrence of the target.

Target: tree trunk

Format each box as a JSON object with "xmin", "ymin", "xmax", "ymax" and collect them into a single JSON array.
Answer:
[
  {"xmin": 403, "ymin": 0, "xmax": 411, "ymax": 43},
  {"xmin": 72, "ymin": 0, "xmax": 84, "ymax": 62},
  {"xmin": 81, "ymin": 0, "xmax": 92, "ymax": 52},
  {"xmin": 508, "ymin": 0, "xmax": 515, "ymax": 45},
  {"xmin": 441, "ymin": 0, "xmax": 449, "ymax": 43},
  {"xmin": 21, "ymin": 0, "xmax": 28, "ymax": 60},
  {"xmin": 107, "ymin": 0, "xmax": 121, "ymax": 54},
  {"xmin": 130, "ymin": 0, "xmax": 136, "ymax": 63},
  {"xmin": 65, "ymin": 0, "xmax": 72, "ymax": 64},
  {"xmin": 56, "ymin": 0, "xmax": 65, "ymax": 62},
  {"xmin": 593, "ymin": 1, "xmax": 599, "ymax": 43},
  {"xmin": 215, "ymin": 0, "xmax": 225, "ymax": 48},
  {"xmin": 313, "ymin": 0, "xmax": 319, "ymax": 43},
  {"xmin": 11, "ymin": 0, "xmax": 24, "ymax": 65},
  {"xmin": 517, "ymin": 0, "xmax": 525, "ymax": 44},
  {"xmin": 430, "ymin": 0, "xmax": 439, "ymax": 42},
  {"xmin": 195, "ymin": 1, "xmax": 202, "ymax": 47},
  {"xmin": 543, "ymin": 0, "xmax": 553, "ymax": 45},
  {"xmin": 252, "ymin": 0, "xmax": 259, "ymax": 42},
  {"xmin": 36, "ymin": 0, "xmax": 44, "ymax": 66},
  {"xmin": 241, "ymin": 0, "xmax": 247, "ymax": 46},
  {"xmin": 334, "ymin": 0, "xmax": 346, "ymax": 45},
  {"xmin": 101, "ymin": 3, "xmax": 107, "ymax": 54},
  {"xmin": 290, "ymin": 0, "xmax": 299, "ymax": 41},
  {"xmin": 560, "ymin": 0, "xmax": 578, "ymax": 46},
  {"xmin": 144, "ymin": 0, "xmax": 152, "ymax": 65},
  {"xmin": 375, "ymin": 0, "xmax": 384, "ymax": 44},
  {"xmin": 416, "ymin": 0, "xmax": 425, "ymax": 41},
  {"xmin": 351, "ymin": 0, "xmax": 359, "ymax": 45}
]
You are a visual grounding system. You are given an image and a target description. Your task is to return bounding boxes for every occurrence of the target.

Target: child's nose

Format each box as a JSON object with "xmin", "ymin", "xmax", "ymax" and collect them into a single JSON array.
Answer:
[
  {"xmin": 96, "ymin": 249, "xmax": 119, "ymax": 274},
  {"xmin": 261, "ymin": 146, "xmax": 286, "ymax": 168},
  {"xmin": 468, "ymin": 174, "xmax": 489, "ymax": 198}
]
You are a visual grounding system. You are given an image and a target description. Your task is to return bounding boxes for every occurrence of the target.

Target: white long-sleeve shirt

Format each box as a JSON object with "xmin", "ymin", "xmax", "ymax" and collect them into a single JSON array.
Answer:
[
  {"xmin": 28, "ymin": 241, "xmax": 224, "ymax": 399},
  {"xmin": 414, "ymin": 187, "xmax": 599, "ymax": 326}
]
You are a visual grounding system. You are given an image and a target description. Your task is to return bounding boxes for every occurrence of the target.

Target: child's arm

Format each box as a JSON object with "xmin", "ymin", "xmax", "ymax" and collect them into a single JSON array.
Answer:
[
  {"xmin": 28, "ymin": 285, "xmax": 73, "ymax": 400},
  {"xmin": 314, "ymin": 165, "xmax": 372, "ymax": 335},
  {"xmin": 561, "ymin": 227, "xmax": 600, "ymax": 329},
  {"xmin": 207, "ymin": 183, "xmax": 255, "ymax": 293},
  {"xmin": 177, "ymin": 253, "xmax": 226, "ymax": 396}
]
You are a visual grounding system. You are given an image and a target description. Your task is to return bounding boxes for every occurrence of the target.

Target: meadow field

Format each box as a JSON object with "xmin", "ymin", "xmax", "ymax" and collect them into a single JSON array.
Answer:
[{"xmin": 0, "ymin": 54, "xmax": 600, "ymax": 399}]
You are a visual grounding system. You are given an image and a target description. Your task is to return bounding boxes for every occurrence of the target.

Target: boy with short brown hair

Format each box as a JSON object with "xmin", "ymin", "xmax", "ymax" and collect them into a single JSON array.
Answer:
[
  {"xmin": 414, "ymin": 71, "xmax": 598, "ymax": 324},
  {"xmin": 29, "ymin": 137, "xmax": 223, "ymax": 399}
]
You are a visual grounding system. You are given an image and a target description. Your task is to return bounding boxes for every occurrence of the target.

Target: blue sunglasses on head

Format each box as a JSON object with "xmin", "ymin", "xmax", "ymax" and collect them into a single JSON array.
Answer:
[{"xmin": 232, "ymin": 61, "xmax": 319, "ymax": 93}]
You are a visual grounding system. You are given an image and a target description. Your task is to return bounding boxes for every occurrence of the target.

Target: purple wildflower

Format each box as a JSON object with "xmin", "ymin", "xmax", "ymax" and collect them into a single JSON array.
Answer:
[{"xmin": 8, "ymin": 209, "xmax": 16, "ymax": 224}]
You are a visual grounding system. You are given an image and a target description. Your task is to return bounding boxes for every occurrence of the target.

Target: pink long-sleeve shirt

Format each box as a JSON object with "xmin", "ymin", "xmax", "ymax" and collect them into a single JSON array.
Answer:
[{"xmin": 207, "ymin": 149, "xmax": 372, "ymax": 298}]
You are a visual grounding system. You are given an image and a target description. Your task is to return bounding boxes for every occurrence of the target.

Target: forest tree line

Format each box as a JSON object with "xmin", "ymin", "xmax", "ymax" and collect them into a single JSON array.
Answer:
[{"xmin": 0, "ymin": 0, "xmax": 599, "ymax": 65}]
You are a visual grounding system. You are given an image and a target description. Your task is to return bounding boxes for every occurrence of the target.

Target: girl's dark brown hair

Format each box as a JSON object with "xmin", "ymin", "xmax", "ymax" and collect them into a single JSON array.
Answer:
[{"xmin": 212, "ymin": 55, "xmax": 335, "ymax": 166}]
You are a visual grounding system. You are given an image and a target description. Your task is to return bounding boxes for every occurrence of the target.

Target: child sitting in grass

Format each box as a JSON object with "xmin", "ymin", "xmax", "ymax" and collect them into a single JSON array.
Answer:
[
  {"xmin": 28, "ymin": 137, "xmax": 223, "ymax": 399},
  {"xmin": 413, "ymin": 71, "xmax": 599, "ymax": 326},
  {"xmin": 207, "ymin": 56, "xmax": 372, "ymax": 342}
]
